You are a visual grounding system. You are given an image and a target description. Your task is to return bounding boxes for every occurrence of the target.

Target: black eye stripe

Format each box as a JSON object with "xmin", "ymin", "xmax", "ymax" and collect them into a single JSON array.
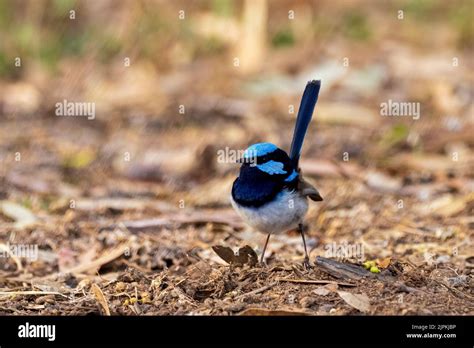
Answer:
[{"xmin": 252, "ymin": 148, "xmax": 297, "ymax": 172}]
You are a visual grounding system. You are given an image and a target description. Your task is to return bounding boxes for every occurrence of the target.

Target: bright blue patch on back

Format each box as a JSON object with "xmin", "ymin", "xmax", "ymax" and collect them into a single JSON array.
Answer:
[
  {"xmin": 284, "ymin": 169, "xmax": 298, "ymax": 182},
  {"xmin": 243, "ymin": 142, "xmax": 277, "ymax": 159},
  {"xmin": 256, "ymin": 160, "xmax": 287, "ymax": 175}
]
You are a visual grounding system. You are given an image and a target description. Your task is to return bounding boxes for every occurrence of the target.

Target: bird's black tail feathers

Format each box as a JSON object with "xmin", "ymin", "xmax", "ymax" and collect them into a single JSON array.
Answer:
[{"xmin": 289, "ymin": 80, "xmax": 321, "ymax": 167}]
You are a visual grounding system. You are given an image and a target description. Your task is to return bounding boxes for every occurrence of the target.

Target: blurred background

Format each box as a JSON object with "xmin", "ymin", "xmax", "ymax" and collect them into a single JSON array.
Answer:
[
  {"xmin": 0, "ymin": 0, "xmax": 472, "ymax": 199},
  {"xmin": 0, "ymin": 0, "xmax": 472, "ymax": 315}
]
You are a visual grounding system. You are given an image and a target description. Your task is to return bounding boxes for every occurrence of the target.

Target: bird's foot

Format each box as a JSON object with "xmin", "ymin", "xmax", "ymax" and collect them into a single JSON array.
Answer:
[{"xmin": 302, "ymin": 257, "xmax": 312, "ymax": 270}]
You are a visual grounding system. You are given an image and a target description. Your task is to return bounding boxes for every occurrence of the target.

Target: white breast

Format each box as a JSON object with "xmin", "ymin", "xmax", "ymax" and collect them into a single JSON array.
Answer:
[{"xmin": 231, "ymin": 189, "xmax": 308, "ymax": 235}]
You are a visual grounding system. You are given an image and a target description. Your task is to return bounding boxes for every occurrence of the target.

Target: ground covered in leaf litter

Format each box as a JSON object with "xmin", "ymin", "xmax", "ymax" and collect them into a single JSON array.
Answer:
[
  {"xmin": 1, "ymin": 101, "xmax": 473, "ymax": 316},
  {"xmin": 1, "ymin": 78, "xmax": 473, "ymax": 315},
  {"xmin": 0, "ymin": 163, "xmax": 472, "ymax": 315}
]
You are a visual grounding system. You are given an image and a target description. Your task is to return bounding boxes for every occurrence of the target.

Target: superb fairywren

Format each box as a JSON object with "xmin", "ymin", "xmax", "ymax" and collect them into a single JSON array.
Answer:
[{"xmin": 231, "ymin": 80, "xmax": 323, "ymax": 267}]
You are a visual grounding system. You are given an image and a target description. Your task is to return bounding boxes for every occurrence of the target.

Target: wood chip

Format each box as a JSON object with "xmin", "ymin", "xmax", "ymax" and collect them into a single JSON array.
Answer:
[
  {"xmin": 315, "ymin": 256, "xmax": 373, "ymax": 280},
  {"xmin": 315, "ymin": 256, "xmax": 396, "ymax": 282}
]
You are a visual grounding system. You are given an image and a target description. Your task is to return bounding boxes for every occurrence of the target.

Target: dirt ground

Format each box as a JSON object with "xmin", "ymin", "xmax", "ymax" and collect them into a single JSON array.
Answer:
[
  {"xmin": 0, "ymin": 108, "xmax": 472, "ymax": 315},
  {"xmin": 0, "ymin": 0, "xmax": 473, "ymax": 316}
]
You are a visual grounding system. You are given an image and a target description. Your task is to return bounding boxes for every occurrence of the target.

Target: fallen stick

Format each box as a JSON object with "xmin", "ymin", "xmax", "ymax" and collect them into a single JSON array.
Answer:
[
  {"xmin": 0, "ymin": 291, "xmax": 68, "ymax": 298},
  {"xmin": 276, "ymin": 277, "xmax": 355, "ymax": 287},
  {"xmin": 102, "ymin": 211, "xmax": 244, "ymax": 233},
  {"xmin": 315, "ymin": 256, "xmax": 395, "ymax": 282},
  {"xmin": 433, "ymin": 279, "xmax": 474, "ymax": 302},
  {"xmin": 234, "ymin": 281, "xmax": 278, "ymax": 300},
  {"xmin": 238, "ymin": 308, "xmax": 310, "ymax": 316},
  {"xmin": 61, "ymin": 242, "xmax": 131, "ymax": 275}
]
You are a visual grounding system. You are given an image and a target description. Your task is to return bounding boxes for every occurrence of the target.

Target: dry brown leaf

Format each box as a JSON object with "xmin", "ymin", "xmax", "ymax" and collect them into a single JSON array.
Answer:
[
  {"xmin": 211, "ymin": 245, "xmax": 235, "ymax": 264},
  {"xmin": 91, "ymin": 283, "xmax": 111, "ymax": 316},
  {"xmin": 337, "ymin": 290, "xmax": 371, "ymax": 313},
  {"xmin": 377, "ymin": 257, "xmax": 392, "ymax": 269},
  {"xmin": 234, "ymin": 245, "xmax": 258, "ymax": 266},
  {"xmin": 212, "ymin": 245, "xmax": 258, "ymax": 266}
]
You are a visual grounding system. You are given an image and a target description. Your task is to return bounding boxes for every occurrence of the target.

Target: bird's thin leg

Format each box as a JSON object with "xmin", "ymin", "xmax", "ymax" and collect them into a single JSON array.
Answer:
[
  {"xmin": 260, "ymin": 233, "xmax": 271, "ymax": 264},
  {"xmin": 298, "ymin": 223, "xmax": 311, "ymax": 268}
]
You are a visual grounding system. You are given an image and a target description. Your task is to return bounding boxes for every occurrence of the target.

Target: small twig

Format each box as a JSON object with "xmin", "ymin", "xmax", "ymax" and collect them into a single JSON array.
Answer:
[
  {"xmin": 276, "ymin": 277, "xmax": 356, "ymax": 287},
  {"xmin": 0, "ymin": 290, "xmax": 68, "ymax": 298},
  {"xmin": 174, "ymin": 278, "xmax": 187, "ymax": 287},
  {"xmin": 235, "ymin": 281, "xmax": 278, "ymax": 300},
  {"xmin": 433, "ymin": 279, "xmax": 474, "ymax": 302},
  {"xmin": 61, "ymin": 242, "xmax": 131, "ymax": 275},
  {"xmin": 394, "ymin": 281, "xmax": 426, "ymax": 294},
  {"xmin": 109, "ymin": 292, "xmax": 132, "ymax": 299}
]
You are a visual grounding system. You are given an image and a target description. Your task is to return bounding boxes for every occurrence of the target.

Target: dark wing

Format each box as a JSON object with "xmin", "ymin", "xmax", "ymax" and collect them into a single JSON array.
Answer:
[
  {"xmin": 289, "ymin": 80, "xmax": 321, "ymax": 167},
  {"xmin": 232, "ymin": 167, "xmax": 284, "ymax": 207}
]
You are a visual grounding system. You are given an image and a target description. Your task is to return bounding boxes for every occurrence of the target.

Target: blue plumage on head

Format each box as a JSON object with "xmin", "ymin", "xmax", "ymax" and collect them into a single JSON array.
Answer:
[
  {"xmin": 233, "ymin": 143, "xmax": 299, "ymax": 207},
  {"xmin": 243, "ymin": 142, "xmax": 278, "ymax": 159}
]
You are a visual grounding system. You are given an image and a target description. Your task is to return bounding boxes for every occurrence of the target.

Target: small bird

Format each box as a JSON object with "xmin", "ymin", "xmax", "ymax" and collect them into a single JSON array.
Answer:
[{"xmin": 231, "ymin": 80, "xmax": 323, "ymax": 267}]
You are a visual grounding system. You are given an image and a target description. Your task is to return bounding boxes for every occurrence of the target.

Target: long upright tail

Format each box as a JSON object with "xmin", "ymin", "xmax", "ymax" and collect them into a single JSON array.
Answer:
[{"xmin": 289, "ymin": 80, "xmax": 321, "ymax": 167}]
